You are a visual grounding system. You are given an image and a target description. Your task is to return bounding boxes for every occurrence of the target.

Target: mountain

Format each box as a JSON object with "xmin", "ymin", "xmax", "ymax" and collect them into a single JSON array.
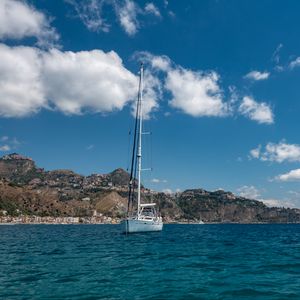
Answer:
[
  {"xmin": 1, "ymin": 153, "xmax": 300, "ymax": 223},
  {"xmin": 0, "ymin": 153, "xmax": 44, "ymax": 184}
]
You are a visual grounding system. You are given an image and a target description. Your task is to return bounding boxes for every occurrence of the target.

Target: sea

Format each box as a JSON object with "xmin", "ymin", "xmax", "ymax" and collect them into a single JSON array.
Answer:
[{"xmin": 0, "ymin": 224, "xmax": 300, "ymax": 300}]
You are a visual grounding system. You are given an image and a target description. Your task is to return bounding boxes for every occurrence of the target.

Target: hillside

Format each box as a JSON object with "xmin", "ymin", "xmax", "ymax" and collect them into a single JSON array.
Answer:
[{"xmin": 1, "ymin": 153, "xmax": 300, "ymax": 223}]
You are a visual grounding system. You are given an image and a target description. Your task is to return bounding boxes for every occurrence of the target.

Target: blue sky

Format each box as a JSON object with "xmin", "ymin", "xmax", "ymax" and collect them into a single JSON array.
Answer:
[{"xmin": 1, "ymin": 0, "xmax": 300, "ymax": 207}]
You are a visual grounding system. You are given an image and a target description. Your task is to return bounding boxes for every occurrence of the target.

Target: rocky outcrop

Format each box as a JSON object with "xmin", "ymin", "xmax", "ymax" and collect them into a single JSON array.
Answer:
[
  {"xmin": 1, "ymin": 153, "xmax": 300, "ymax": 223},
  {"xmin": 0, "ymin": 153, "xmax": 44, "ymax": 184}
]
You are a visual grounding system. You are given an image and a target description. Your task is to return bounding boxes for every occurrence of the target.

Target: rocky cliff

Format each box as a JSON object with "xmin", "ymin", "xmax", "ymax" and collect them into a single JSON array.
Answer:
[{"xmin": 1, "ymin": 153, "xmax": 300, "ymax": 223}]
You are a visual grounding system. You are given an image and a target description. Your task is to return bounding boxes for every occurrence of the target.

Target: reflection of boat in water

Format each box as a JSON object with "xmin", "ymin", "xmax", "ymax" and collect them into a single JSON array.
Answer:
[{"xmin": 121, "ymin": 63, "xmax": 163, "ymax": 234}]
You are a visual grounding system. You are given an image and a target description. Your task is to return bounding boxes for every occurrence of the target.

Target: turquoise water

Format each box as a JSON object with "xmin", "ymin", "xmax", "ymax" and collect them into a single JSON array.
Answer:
[{"xmin": 0, "ymin": 224, "xmax": 300, "ymax": 299}]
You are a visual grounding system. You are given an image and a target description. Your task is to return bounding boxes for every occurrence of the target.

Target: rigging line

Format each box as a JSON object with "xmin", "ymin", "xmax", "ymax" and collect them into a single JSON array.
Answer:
[
  {"xmin": 126, "ymin": 130, "xmax": 131, "ymax": 172},
  {"xmin": 150, "ymin": 117, "xmax": 153, "ymax": 173},
  {"xmin": 132, "ymin": 93, "xmax": 142, "ymax": 208},
  {"xmin": 127, "ymin": 67, "xmax": 142, "ymax": 214}
]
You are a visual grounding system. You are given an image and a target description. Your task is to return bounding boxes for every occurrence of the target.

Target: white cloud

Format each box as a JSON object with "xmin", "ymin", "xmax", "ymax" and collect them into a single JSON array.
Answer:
[
  {"xmin": 261, "ymin": 199, "xmax": 294, "ymax": 208},
  {"xmin": 250, "ymin": 141, "xmax": 300, "ymax": 163},
  {"xmin": 137, "ymin": 52, "xmax": 229, "ymax": 118},
  {"xmin": 138, "ymin": 51, "xmax": 171, "ymax": 71},
  {"xmin": 151, "ymin": 178, "xmax": 160, "ymax": 183},
  {"xmin": 244, "ymin": 71, "xmax": 270, "ymax": 81},
  {"xmin": 115, "ymin": 0, "xmax": 139, "ymax": 36},
  {"xmin": 144, "ymin": 3, "xmax": 161, "ymax": 17},
  {"xmin": 0, "ymin": 45, "xmax": 276, "ymax": 123},
  {"xmin": 67, "ymin": 0, "xmax": 163, "ymax": 36},
  {"xmin": 42, "ymin": 48, "xmax": 137, "ymax": 115},
  {"xmin": 0, "ymin": 0, "xmax": 59, "ymax": 47},
  {"xmin": 237, "ymin": 185, "xmax": 260, "ymax": 199},
  {"xmin": 289, "ymin": 57, "xmax": 300, "ymax": 69},
  {"xmin": 275, "ymin": 169, "xmax": 300, "ymax": 182},
  {"xmin": 271, "ymin": 43, "xmax": 283, "ymax": 64},
  {"xmin": 0, "ymin": 44, "xmax": 46, "ymax": 117},
  {"xmin": 65, "ymin": 0, "xmax": 110, "ymax": 33},
  {"xmin": 237, "ymin": 185, "xmax": 294, "ymax": 208},
  {"xmin": 168, "ymin": 11, "xmax": 176, "ymax": 18},
  {"xmin": 239, "ymin": 96, "xmax": 274, "ymax": 124},
  {"xmin": 138, "ymin": 69, "xmax": 161, "ymax": 119},
  {"xmin": 0, "ymin": 145, "xmax": 11, "ymax": 151},
  {"xmin": 166, "ymin": 68, "xmax": 228, "ymax": 117},
  {"xmin": 151, "ymin": 178, "xmax": 167, "ymax": 183},
  {"xmin": 0, "ymin": 136, "xmax": 20, "ymax": 149},
  {"xmin": 139, "ymin": 52, "xmax": 276, "ymax": 122},
  {"xmin": 249, "ymin": 145, "xmax": 261, "ymax": 159},
  {"xmin": 0, "ymin": 44, "xmax": 145, "ymax": 117}
]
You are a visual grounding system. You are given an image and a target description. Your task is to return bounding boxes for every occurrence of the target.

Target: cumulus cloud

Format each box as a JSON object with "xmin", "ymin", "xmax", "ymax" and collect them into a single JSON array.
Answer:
[
  {"xmin": 250, "ymin": 141, "xmax": 300, "ymax": 163},
  {"xmin": 0, "ymin": 145, "xmax": 11, "ymax": 151},
  {"xmin": 0, "ymin": 0, "xmax": 59, "ymax": 47},
  {"xmin": 42, "ymin": 48, "xmax": 138, "ymax": 115},
  {"xmin": 237, "ymin": 185, "xmax": 294, "ymax": 208},
  {"xmin": 0, "ymin": 44, "xmax": 46, "ymax": 117},
  {"xmin": 0, "ymin": 44, "xmax": 275, "ymax": 123},
  {"xmin": 138, "ymin": 70, "xmax": 162, "ymax": 118},
  {"xmin": 249, "ymin": 145, "xmax": 261, "ymax": 159},
  {"xmin": 275, "ymin": 169, "xmax": 300, "ymax": 182},
  {"xmin": 244, "ymin": 71, "xmax": 270, "ymax": 81},
  {"xmin": 289, "ymin": 57, "xmax": 300, "ymax": 69},
  {"xmin": 139, "ymin": 52, "xmax": 277, "ymax": 123},
  {"xmin": 0, "ymin": 44, "xmax": 142, "ymax": 117},
  {"xmin": 144, "ymin": 3, "xmax": 161, "ymax": 17},
  {"xmin": 138, "ymin": 51, "xmax": 171, "ymax": 71},
  {"xmin": 238, "ymin": 96, "xmax": 274, "ymax": 124},
  {"xmin": 237, "ymin": 185, "xmax": 260, "ymax": 199},
  {"xmin": 166, "ymin": 68, "xmax": 227, "ymax": 117},
  {"xmin": 261, "ymin": 199, "xmax": 295, "ymax": 208},
  {"xmin": 138, "ymin": 52, "xmax": 229, "ymax": 117}
]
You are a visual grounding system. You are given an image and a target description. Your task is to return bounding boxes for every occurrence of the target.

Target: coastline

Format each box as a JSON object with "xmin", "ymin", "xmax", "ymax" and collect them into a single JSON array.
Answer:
[{"xmin": 1, "ymin": 217, "xmax": 300, "ymax": 225}]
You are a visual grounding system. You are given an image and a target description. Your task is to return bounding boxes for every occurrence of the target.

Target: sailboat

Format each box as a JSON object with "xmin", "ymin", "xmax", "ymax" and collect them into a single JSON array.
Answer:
[{"xmin": 121, "ymin": 63, "xmax": 163, "ymax": 233}]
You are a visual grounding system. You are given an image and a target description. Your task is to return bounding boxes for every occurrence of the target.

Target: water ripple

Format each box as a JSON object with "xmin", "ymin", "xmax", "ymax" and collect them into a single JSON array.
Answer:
[{"xmin": 1, "ymin": 224, "xmax": 300, "ymax": 299}]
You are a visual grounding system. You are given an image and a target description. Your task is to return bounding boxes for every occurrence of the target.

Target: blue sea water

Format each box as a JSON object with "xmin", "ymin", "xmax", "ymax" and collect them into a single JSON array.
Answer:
[{"xmin": 0, "ymin": 224, "xmax": 300, "ymax": 300}]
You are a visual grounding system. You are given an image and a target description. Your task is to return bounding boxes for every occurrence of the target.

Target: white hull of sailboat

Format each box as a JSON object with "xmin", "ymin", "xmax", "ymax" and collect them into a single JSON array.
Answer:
[{"xmin": 122, "ymin": 218, "xmax": 163, "ymax": 233}]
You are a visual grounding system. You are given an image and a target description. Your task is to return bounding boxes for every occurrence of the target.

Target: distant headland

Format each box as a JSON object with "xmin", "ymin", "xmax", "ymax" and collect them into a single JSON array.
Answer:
[{"xmin": 0, "ymin": 153, "xmax": 300, "ymax": 224}]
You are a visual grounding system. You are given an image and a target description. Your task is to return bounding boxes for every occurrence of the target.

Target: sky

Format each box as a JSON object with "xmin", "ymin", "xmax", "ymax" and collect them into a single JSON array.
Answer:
[{"xmin": 1, "ymin": 0, "xmax": 300, "ymax": 207}]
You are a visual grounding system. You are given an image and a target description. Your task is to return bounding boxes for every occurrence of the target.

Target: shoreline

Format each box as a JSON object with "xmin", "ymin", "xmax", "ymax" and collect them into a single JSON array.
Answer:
[
  {"xmin": 1, "ymin": 214, "xmax": 299, "ymax": 225},
  {"xmin": 1, "ymin": 221, "xmax": 300, "ymax": 225}
]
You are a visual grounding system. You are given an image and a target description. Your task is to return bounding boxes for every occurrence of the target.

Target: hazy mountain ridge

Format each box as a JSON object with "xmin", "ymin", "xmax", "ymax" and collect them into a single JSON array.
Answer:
[{"xmin": 1, "ymin": 153, "xmax": 300, "ymax": 223}]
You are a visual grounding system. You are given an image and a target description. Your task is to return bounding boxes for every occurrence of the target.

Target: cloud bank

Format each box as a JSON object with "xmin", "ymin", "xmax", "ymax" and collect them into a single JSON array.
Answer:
[{"xmin": 138, "ymin": 52, "xmax": 275, "ymax": 123}]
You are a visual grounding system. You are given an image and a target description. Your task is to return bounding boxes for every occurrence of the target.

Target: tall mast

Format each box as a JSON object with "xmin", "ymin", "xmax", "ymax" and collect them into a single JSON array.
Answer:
[{"xmin": 137, "ymin": 63, "xmax": 143, "ymax": 217}]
